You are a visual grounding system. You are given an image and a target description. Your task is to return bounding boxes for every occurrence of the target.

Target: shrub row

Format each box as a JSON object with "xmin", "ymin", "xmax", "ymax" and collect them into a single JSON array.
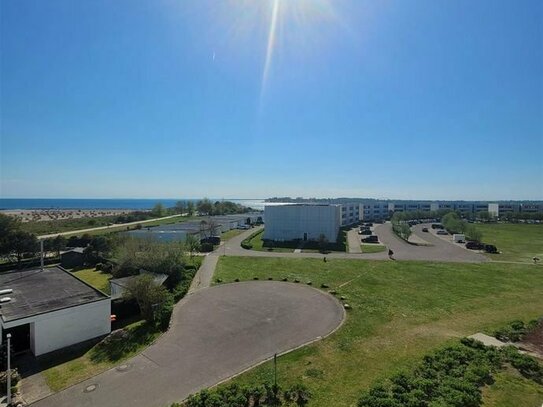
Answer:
[
  {"xmin": 173, "ymin": 382, "xmax": 311, "ymax": 407},
  {"xmin": 494, "ymin": 319, "xmax": 540, "ymax": 342}
]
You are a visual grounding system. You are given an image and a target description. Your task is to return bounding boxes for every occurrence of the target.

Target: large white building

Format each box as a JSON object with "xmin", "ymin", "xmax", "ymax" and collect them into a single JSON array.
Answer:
[
  {"xmin": 264, "ymin": 204, "xmax": 341, "ymax": 242},
  {"xmin": 0, "ymin": 266, "xmax": 111, "ymax": 356}
]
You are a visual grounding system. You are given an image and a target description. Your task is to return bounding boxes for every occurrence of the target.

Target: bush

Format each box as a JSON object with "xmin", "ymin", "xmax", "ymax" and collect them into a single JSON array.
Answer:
[
  {"xmin": 321, "ymin": 283, "xmax": 329, "ymax": 288},
  {"xmin": 200, "ymin": 242, "xmax": 214, "ymax": 252},
  {"xmin": 95, "ymin": 262, "xmax": 103, "ymax": 271}
]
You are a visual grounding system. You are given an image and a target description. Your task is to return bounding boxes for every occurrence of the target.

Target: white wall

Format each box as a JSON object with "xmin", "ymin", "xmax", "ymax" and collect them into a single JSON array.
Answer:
[
  {"xmin": 31, "ymin": 299, "xmax": 111, "ymax": 356},
  {"xmin": 263, "ymin": 205, "xmax": 340, "ymax": 242}
]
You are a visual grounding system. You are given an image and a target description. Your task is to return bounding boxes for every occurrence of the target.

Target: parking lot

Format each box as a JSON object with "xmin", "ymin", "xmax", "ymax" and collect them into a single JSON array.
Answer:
[{"xmin": 374, "ymin": 223, "xmax": 488, "ymax": 263}]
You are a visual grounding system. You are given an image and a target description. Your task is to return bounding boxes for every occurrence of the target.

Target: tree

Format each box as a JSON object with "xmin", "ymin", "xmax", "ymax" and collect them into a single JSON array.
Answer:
[
  {"xmin": 186, "ymin": 201, "xmax": 195, "ymax": 216},
  {"xmin": 152, "ymin": 202, "xmax": 165, "ymax": 217},
  {"xmin": 0, "ymin": 214, "xmax": 21, "ymax": 260},
  {"xmin": 123, "ymin": 275, "xmax": 171, "ymax": 323},
  {"xmin": 184, "ymin": 234, "xmax": 200, "ymax": 259},
  {"xmin": 199, "ymin": 218, "xmax": 220, "ymax": 239},
  {"xmin": 197, "ymin": 198, "xmax": 213, "ymax": 216},
  {"xmin": 174, "ymin": 201, "xmax": 186, "ymax": 215},
  {"xmin": 52, "ymin": 235, "xmax": 67, "ymax": 257},
  {"xmin": 10, "ymin": 231, "xmax": 39, "ymax": 265}
]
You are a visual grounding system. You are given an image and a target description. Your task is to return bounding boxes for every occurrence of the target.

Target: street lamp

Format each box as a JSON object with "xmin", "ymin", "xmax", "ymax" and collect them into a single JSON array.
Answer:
[{"xmin": 6, "ymin": 333, "xmax": 11, "ymax": 406}]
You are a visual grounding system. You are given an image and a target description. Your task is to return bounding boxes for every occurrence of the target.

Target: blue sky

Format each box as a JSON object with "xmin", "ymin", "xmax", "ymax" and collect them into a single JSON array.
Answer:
[{"xmin": 1, "ymin": 0, "xmax": 542, "ymax": 200}]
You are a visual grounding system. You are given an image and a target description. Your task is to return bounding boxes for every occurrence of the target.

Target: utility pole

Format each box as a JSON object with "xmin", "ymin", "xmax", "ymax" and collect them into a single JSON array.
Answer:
[
  {"xmin": 273, "ymin": 353, "xmax": 277, "ymax": 388},
  {"xmin": 6, "ymin": 333, "xmax": 11, "ymax": 406},
  {"xmin": 40, "ymin": 239, "xmax": 44, "ymax": 271}
]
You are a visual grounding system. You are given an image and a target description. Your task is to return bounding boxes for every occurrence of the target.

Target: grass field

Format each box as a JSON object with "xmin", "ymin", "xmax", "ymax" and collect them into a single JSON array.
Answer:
[
  {"xmin": 475, "ymin": 223, "xmax": 543, "ymax": 263},
  {"xmin": 214, "ymin": 257, "xmax": 543, "ymax": 407},
  {"xmin": 29, "ymin": 214, "xmax": 197, "ymax": 237},
  {"xmin": 72, "ymin": 267, "xmax": 111, "ymax": 294},
  {"xmin": 39, "ymin": 319, "xmax": 160, "ymax": 391},
  {"xmin": 360, "ymin": 243, "xmax": 386, "ymax": 253}
]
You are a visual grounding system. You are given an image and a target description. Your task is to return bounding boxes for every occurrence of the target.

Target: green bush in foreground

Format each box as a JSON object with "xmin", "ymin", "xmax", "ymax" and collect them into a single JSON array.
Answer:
[
  {"xmin": 176, "ymin": 383, "xmax": 311, "ymax": 407},
  {"xmin": 357, "ymin": 338, "xmax": 543, "ymax": 407}
]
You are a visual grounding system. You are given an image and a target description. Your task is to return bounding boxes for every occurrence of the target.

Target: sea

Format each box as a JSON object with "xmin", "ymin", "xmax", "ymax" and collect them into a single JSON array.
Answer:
[{"xmin": 0, "ymin": 198, "xmax": 267, "ymax": 211}]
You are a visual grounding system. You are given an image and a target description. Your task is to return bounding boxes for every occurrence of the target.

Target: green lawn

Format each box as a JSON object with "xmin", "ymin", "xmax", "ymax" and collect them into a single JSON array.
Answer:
[
  {"xmin": 39, "ymin": 319, "xmax": 160, "ymax": 391},
  {"xmin": 360, "ymin": 243, "xmax": 386, "ymax": 253},
  {"xmin": 221, "ymin": 228, "xmax": 245, "ymax": 241},
  {"xmin": 214, "ymin": 257, "xmax": 543, "ymax": 407},
  {"xmin": 475, "ymin": 223, "xmax": 543, "ymax": 263},
  {"xmin": 72, "ymin": 267, "xmax": 111, "ymax": 294},
  {"xmin": 244, "ymin": 230, "xmax": 294, "ymax": 253},
  {"xmin": 482, "ymin": 368, "xmax": 543, "ymax": 407}
]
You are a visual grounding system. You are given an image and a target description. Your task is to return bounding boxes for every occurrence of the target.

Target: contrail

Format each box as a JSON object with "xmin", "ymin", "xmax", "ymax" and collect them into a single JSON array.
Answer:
[{"xmin": 261, "ymin": 0, "xmax": 280, "ymax": 101}]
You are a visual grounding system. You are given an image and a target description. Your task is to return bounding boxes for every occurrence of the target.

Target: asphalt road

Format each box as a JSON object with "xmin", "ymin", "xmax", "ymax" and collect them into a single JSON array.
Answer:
[
  {"xmin": 32, "ymin": 282, "xmax": 344, "ymax": 407},
  {"xmin": 374, "ymin": 223, "xmax": 488, "ymax": 263}
]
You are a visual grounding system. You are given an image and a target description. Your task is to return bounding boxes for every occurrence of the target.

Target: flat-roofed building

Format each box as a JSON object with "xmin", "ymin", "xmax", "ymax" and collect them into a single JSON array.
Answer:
[
  {"xmin": 264, "ymin": 204, "xmax": 341, "ymax": 243},
  {"xmin": 0, "ymin": 266, "xmax": 111, "ymax": 355}
]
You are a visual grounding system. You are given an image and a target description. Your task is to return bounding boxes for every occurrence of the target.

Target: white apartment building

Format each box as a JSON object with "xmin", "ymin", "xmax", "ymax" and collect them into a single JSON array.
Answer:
[{"xmin": 264, "ymin": 204, "xmax": 341, "ymax": 243}]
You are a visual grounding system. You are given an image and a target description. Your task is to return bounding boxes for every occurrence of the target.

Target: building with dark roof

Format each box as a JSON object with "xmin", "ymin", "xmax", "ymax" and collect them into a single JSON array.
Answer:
[{"xmin": 0, "ymin": 266, "xmax": 110, "ymax": 355}]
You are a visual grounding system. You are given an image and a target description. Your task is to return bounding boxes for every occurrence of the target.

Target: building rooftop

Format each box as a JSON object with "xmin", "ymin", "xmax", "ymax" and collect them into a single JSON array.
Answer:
[{"xmin": 0, "ymin": 266, "xmax": 108, "ymax": 323}]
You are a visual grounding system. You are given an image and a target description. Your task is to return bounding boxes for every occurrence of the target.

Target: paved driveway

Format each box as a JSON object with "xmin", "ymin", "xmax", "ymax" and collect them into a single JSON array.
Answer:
[
  {"xmin": 374, "ymin": 223, "xmax": 488, "ymax": 263},
  {"xmin": 33, "ymin": 282, "xmax": 344, "ymax": 407}
]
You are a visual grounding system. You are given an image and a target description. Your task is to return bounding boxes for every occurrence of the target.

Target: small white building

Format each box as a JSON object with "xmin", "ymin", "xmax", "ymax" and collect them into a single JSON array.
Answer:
[
  {"xmin": 0, "ymin": 266, "xmax": 111, "ymax": 356},
  {"xmin": 264, "ymin": 204, "xmax": 341, "ymax": 243}
]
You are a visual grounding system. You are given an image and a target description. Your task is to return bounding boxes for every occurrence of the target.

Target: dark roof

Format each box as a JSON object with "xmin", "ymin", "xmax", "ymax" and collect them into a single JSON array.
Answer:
[
  {"xmin": 0, "ymin": 266, "xmax": 108, "ymax": 323},
  {"xmin": 62, "ymin": 247, "xmax": 86, "ymax": 254}
]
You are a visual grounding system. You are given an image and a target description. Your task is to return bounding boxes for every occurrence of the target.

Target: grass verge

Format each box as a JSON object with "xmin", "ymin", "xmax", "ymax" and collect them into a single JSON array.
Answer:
[
  {"xmin": 214, "ymin": 257, "xmax": 543, "ymax": 407},
  {"xmin": 475, "ymin": 223, "xmax": 543, "ymax": 263},
  {"xmin": 360, "ymin": 244, "xmax": 386, "ymax": 253},
  {"xmin": 39, "ymin": 319, "xmax": 160, "ymax": 391}
]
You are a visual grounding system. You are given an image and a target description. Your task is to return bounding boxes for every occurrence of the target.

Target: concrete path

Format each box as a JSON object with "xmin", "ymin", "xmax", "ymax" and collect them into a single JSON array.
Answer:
[
  {"xmin": 188, "ymin": 253, "xmax": 219, "ymax": 293},
  {"xmin": 468, "ymin": 333, "xmax": 507, "ymax": 348},
  {"xmin": 17, "ymin": 354, "xmax": 53, "ymax": 405},
  {"xmin": 32, "ymin": 282, "xmax": 344, "ymax": 407},
  {"xmin": 347, "ymin": 229, "xmax": 362, "ymax": 254}
]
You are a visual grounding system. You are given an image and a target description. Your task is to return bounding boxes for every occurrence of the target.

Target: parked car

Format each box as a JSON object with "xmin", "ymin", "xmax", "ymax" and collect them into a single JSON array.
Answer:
[
  {"xmin": 360, "ymin": 229, "xmax": 372, "ymax": 235},
  {"xmin": 431, "ymin": 223, "xmax": 444, "ymax": 229},
  {"xmin": 200, "ymin": 236, "xmax": 221, "ymax": 245},
  {"xmin": 466, "ymin": 241, "xmax": 484, "ymax": 250},
  {"xmin": 363, "ymin": 222, "xmax": 373, "ymax": 227},
  {"xmin": 362, "ymin": 235, "xmax": 379, "ymax": 243},
  {"xmin": 484, "ymin": 244, "xmax": 498, "ymax": 254},
  {"xmin": 436, "ymin": 230, "xmax": 448, "ymax": 235},
  {"xmin": 422, "ymin": 227, "xmax": 429, "ymax": 232}
]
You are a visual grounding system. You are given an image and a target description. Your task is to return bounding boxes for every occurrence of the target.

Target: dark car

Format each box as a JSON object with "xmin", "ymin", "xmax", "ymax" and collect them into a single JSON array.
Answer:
[
  {"xmin": 360, "ymin": 229, "xmax": 372, "ymax": 235},
  {"xmin": 431, "ymin": 223, "xmax": 444, "ymax": 229},
  {"xmin": 200, "ymin": 236, "xmax": 221, "ymax": 245},
  {"xmin": 466, "ymin": 241, "xmax": 484, "ymax": 250},
  {"xmin": 484, "ymin": 244, "xmax": 498, "ymax": 254},
  {"xmin": 422, "ymin": 227, "xmax": 429, "ymax": 232},
  {"xmin": 362, "ymin": 235, "xmax": 379, "ymax": 243}
]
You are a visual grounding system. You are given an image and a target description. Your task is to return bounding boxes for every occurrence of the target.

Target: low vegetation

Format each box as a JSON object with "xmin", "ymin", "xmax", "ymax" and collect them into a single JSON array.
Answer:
[
  {"xmin": 176, "ymin": 383, "xmax": 311, "ymax": 407},
  {"xmin": 358, "ymin": 338, "xmax": 542, "ymax": 406},
  {"xmin": 214, "ymin": 257, "xmax": 543, "ymax": 407}
]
